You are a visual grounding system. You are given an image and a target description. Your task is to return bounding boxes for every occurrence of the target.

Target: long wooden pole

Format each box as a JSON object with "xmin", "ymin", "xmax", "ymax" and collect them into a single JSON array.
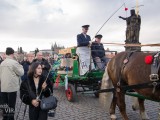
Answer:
[
  {"xmin": 136, "ymin": 0, "xmax": 139, "ymax": 16},
  {"xmin": 101, "ymin": 42, "xmax": 160, "ymax": 47}
]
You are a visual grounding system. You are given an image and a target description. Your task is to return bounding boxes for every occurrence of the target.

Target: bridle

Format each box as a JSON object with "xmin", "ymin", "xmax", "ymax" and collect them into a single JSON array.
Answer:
[{"xmin": 150, "ymin": 52, "xmax": 160, "ymax": 82}]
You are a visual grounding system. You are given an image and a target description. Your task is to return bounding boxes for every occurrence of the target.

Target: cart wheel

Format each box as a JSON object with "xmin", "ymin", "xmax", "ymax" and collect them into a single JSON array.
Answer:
[{"xmin": 65, "ymin": 83, "xmax": 77, "ymax": 102}]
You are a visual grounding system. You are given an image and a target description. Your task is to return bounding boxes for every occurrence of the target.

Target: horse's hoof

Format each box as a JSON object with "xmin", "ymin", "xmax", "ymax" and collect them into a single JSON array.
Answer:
[
  {"xmin": 110, "ymin": 114, "xmax": 117, "ymax": 120},
  {"xmin": 141, "ymin": 112, "xmax": 150, "ymax": 120}
]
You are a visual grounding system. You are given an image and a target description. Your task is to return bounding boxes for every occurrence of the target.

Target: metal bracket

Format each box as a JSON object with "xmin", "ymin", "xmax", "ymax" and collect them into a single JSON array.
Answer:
[
  {"xmin": 152, "ymin": 82, "xmax": 158, "ymax": 94},
  {"xmin": 150, "ymin": 74, "xmax": 159, "ymax": 81}
]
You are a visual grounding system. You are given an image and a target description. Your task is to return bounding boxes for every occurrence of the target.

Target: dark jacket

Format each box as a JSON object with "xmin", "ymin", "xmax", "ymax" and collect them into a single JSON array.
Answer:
[
  {"xmin": 91, "ymin": 41, "xmax": 105, "ymax": 58},
  {"xmin": 32, "ymin": 58, "xmax": 51, "ymax": 77},
  {"xmin": 77, "ymin": 33, "xmax": 91, "ymax": 47},
  {"xmin": 20, "ymin": 76, "xmax": 52, "ymax": 105},
  {"xmin": 21, "ymin": 61, "xmax": 31, "ymax": 81}
]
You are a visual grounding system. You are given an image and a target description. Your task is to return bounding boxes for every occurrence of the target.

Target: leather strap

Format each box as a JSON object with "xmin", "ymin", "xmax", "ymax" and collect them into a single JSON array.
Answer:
[{"xmin": 150, "ymin": 52, "xmax": 160, "ymax": 81}]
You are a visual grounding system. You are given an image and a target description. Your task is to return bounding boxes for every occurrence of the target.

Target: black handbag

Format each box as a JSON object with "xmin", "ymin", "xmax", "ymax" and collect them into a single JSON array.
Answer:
[
  {"xmin": 38, "ymin": 70, "xmax": 58, "ymax": 111},
  {"xmin": 40, "ymin": 90, "xmax": 58, "ymax": 110}
]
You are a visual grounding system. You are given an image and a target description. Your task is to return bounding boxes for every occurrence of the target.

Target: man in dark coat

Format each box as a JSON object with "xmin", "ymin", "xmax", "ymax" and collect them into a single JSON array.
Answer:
[
  {"xmin": 91, "ymin": 34, "xmax": 108, "ymax": 70},
  {"xmin": 32, "ymin": 52, "xmax": 51, "ymax": 77},
  {"xmin": 77, "ymin": 25, "xmax": 91, "ymax": 47},
  {"xmin": 21, "ymin": 53, "xmax": 34, "ymax": 81},
  {"xmin": 76, "ymin": 25, "xmax": 95, "ymax": 75}
]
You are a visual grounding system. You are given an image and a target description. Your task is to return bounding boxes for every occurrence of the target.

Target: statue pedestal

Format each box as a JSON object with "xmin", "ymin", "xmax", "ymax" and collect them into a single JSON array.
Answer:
[{"xmin": 125, "ymin": 43, "xmax": 141, "ymax": 51}]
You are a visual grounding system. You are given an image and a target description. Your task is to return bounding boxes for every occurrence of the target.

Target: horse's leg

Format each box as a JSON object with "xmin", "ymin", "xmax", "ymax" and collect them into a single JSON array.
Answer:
[
  {"xmin": 138, "ymin": 98, "xmax": 149, "ymax": 120},
  {"xmin": 132, "ymin": 97, "xmax": 139, "ymax": 111},
  {"xmin": 116, "ymin": 92, "xmax": 129, "ymax": 120},
  {"xmin": 109, "ymin": 92, "xmax": 117, "ymax": 120}
]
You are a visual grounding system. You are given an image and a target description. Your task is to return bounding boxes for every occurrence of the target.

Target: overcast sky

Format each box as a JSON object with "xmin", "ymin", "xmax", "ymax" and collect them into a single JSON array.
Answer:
[{"xmin": 0, "ymin": 0, "xmax": 160, "ymax": 52}]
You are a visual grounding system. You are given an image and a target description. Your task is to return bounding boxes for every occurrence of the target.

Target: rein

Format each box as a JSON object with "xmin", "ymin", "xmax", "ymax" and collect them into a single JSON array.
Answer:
[{"xmin": 96, "ymin": 80, "xmax": 160, "ymax": 94}]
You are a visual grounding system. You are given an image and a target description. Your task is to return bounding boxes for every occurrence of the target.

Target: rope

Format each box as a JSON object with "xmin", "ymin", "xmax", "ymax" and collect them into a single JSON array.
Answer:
[
  {"xmin": 92, "ymin": 3, "xmax": 125, "ymax": 40},
  {"xmin": 96, "ymin": 81, "xmax": 160, "ymax": 94}
]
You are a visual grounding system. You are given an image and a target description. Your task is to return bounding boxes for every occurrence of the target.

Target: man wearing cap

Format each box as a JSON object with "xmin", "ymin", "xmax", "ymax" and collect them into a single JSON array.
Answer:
[
  {"xmin": 76, "ymin": 25, "xmax": 95, "ymax": 75},
  {"xmin": 0, "ymin": 47, "xmax": 24, "ymax": 120},
  {"xmin": 77, "ymin": 25, "xmax": 91, "ymax": 47},
  {"xmin": 91, "ymin": 34, "xmax": 108, "ymax": 70}
]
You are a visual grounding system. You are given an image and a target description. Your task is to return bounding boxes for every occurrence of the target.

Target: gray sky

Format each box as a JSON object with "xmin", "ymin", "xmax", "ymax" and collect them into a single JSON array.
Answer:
[{"xmin": 0, "ymin": 0, "xmax": 160, "ymax": 52}]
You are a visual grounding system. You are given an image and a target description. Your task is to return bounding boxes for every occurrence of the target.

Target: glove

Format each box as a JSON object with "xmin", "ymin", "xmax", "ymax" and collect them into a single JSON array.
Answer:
[{"xmin": 119, "ymin": 16, "xmax": 122, "ymax": 18}]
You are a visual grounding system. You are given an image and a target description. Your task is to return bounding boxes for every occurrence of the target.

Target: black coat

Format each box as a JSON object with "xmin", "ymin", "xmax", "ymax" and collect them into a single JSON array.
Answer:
[
  {"xmin": 21, "ymin": 61, "xmax": 31, "ymax": 81},
  {"xmin": 91, "ymin": 41, "xmax": 105, "ymax": 58},
  {"xmin": 77, "ymin": 33, "xmax": 91, "ymax": 47},
  {"xmin": 20, "ymin": 76, "xmax": 52, "ymax": 106}
]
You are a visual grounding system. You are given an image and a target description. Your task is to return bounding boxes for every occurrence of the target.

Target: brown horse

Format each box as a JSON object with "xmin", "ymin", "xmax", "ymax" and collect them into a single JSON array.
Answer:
[{"xmin": 107, "ymin": 51, "xmax": 160, "ymax": 120}]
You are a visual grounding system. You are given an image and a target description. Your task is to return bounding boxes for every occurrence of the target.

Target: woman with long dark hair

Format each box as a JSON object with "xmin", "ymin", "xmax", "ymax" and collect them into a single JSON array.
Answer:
[{"xmin": 20, "ymin": 62, "xmax": 52, "ymax": 120}]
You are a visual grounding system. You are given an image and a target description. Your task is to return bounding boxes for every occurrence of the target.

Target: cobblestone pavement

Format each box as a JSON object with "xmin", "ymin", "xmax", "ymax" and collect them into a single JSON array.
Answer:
[{"xmin": 1, "ymin": 86, "xmax": 159, "ymax": 120}]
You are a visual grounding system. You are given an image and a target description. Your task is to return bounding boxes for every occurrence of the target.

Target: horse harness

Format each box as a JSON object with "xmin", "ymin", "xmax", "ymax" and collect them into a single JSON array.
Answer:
[
  {"xmin": 150, "ymin": 52, "xmax": 160, "ymax": 93},
  {"xmin": 117, "ymin": 51, "xmax": 160, "ymax": 94},
  {"xmin": 150, "ymin": 52, "xmax": 160, "ymax": 81},
  {"xmin": 96, "ymin": 51, "xmax": 160, "ymax": 95},
  {"xmin": 116, "ymin": 51, "xmax": 135, "ymax": 91}
]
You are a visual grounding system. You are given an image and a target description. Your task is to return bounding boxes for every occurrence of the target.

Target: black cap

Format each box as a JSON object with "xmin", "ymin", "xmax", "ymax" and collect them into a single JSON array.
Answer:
[
  {"xmin": 95, "ymin": 34, "xmax": 103, "ymax": 39},
  {"xmin": 6, "ymin": 47, "xmax": 14, "ymax": 55},
  {"xmin": 82, "ymin": 25, "xmax": 90, "ymax": 28}
]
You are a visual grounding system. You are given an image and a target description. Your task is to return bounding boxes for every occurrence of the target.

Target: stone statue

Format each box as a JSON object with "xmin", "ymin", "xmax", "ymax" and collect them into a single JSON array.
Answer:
[{"xmin": 119, "ymin": 9, "xmax": 141, "ymax": 44}]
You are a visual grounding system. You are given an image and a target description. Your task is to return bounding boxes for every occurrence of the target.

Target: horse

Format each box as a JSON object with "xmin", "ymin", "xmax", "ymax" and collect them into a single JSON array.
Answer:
[{"xmin": 105, "ymin": 51, "xmax": 160, "ymax": 120}]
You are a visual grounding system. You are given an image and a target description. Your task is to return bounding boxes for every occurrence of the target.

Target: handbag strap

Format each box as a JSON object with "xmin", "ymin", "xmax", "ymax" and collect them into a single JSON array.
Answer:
[{"xmin": 37, "ymin": 69, "xmax": 51, "ymax": 100}]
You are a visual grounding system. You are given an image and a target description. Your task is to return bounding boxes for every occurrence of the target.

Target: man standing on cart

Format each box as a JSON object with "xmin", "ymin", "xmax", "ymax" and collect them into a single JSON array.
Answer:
[{"xmin": 76, "ymin": 25, "xmax": 95, "ymax": 75}]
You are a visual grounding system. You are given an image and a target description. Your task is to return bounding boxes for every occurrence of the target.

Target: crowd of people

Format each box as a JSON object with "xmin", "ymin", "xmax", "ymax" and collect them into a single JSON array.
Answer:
[
  {"xmin": 0, "ymin": 48, "xmax": 55, "ymax": 120},
  {"xmin": 0, "ymin": 24, "xmax": 115, "ymax": 120}
]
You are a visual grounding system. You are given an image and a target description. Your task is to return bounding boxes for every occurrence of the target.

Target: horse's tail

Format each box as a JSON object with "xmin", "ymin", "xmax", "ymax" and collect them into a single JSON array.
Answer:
[{"xmin": 99, "ymin": 64, "xmax": 113, "ymax": 111}]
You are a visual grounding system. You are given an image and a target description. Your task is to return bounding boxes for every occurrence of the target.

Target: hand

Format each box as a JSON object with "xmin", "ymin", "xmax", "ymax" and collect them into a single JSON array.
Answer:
[
  {"xmin": 42, "ymin": 82, "xmax": 47, "ymax": 90},
  {"xmin": 89, "ymin": 41, "xmax": 92, "ymax": 44},
  {"xmin": 88, "ymin": 41, "xmax": 92, "ymax": 47},
  {"xmin": 32, "ymin": 99, "xmax": 39, "ymax": 107},
  {"xmin": 119, "ymin": 16, "xmax": 122, "ymax": 18}
]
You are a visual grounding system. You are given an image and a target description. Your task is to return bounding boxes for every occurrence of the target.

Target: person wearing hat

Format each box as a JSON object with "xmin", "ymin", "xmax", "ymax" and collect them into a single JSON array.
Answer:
[
  {"xmin": 0, "ymin": 47, "xmax": 24, "ymax": 120},
  {"xmin": 76, "ymin": 25, "xmax": 95, "ymax": 75},
  {"xmin": 91, "ymin": 34, "xmax": 108, "ymax": 70},
  {"xmin": 77, "ymin": 25, "xmax": 91, "ymax": 47}
]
